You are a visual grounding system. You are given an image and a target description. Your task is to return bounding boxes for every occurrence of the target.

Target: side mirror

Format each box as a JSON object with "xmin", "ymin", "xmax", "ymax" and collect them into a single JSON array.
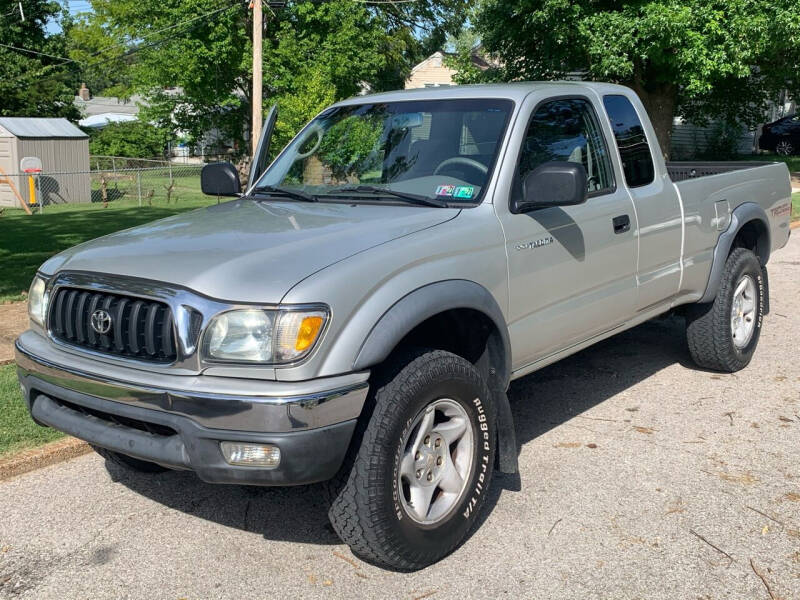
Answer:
[
  {"xmin": 514, "ymin": 161, "xmax": 588, "ymax": 213},
  {"xmin": 201, "ymin": 162, "xmax": 241, "ymax": 197}
]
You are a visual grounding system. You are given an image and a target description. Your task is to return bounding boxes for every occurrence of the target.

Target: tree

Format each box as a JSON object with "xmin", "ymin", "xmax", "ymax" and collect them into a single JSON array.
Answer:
[
  {"xmin": 453, "ymin": 1, "xmax": 800, "ymax": 157},
  {"xmin": 0, "ymin": 0, "xmax": 80, "ymax": 120},
  {"xmin": 87, "ymin": 121, "xmax": 172, "ymax": 158},
  {"xmin": 75, "ymin": 0, "xmax": 470, "ymax": 157},
  {"xmin": 64, "ymin": 12, "xmax": 133, "ymax": 97}
]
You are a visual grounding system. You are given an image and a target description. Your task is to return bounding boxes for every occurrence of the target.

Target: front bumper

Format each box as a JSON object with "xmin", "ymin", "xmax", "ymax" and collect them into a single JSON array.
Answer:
[{"xmin": 15, "ymin": 332, "xmax": 369, "ymax": 485}]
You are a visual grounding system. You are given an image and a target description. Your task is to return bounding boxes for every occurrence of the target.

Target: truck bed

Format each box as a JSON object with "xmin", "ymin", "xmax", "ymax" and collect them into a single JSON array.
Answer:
[
  {"xmin": 666, "ymin": 161, "xmax": 773, "ymax": 182},
  {"xmin": 667, "ymin": 160, "xmax": 792, "ymax": 287}
]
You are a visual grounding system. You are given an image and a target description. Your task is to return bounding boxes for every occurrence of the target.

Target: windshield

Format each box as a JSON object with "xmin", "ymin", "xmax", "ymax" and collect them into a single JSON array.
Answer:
[{"xmin": 254, "ymin": 98, "xmax": 514, "ymax": 204}]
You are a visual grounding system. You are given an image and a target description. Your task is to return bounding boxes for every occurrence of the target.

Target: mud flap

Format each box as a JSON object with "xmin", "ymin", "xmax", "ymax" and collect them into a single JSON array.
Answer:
[{"xmin": 493, "ymin": 386, "xmax": 518, "ymax": 474}]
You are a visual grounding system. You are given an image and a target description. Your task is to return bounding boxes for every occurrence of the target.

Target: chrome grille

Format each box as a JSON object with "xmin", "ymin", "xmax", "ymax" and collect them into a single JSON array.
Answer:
[{"xmin": 49, "ymin": 287, "xmax": 177, "ymax": 363}]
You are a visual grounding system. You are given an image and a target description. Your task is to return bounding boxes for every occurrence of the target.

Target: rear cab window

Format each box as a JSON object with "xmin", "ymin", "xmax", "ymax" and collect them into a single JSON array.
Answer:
[{"xmin": 602, "ymin": 95, "xmax": 655, "ymax": 188}]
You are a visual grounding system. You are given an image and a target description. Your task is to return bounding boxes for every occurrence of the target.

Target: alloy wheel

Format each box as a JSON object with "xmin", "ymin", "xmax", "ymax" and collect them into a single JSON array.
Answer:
[{"xmin": 397, "ymin": 398, "xmax": 475, "ymax": 525}]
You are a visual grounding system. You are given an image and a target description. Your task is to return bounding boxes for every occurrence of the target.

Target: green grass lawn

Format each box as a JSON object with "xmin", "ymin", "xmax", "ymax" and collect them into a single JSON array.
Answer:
[
  {"xmin": 0, "ymin": 363, "xmax": 63, "ymax": 456},
  {"xmin": 0, "ymin": 195, "xmax": 219, "ymax": 302},
  {"xmin": 793, "ymin": 192, "xmax": 800, "ymax": 221}
]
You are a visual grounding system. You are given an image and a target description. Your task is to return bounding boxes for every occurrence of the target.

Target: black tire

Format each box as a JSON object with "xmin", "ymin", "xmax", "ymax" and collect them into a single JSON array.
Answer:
[
  {"xmin": 91, "ymin": 444, "xmax": 168, "ymax": 473},
  {"xmin": 327, "ymin": 349, "xmax": 496, "ymax": 571},
  {"xmin": 686, "ymin": 248, "xmax": 765, "ymax": 372}
]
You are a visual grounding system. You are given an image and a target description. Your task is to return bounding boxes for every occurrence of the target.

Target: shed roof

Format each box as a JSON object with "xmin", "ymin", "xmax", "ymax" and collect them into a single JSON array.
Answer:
[{"xmin": 0, "ymin": 117, "xmax": 88, "ymax": 139}]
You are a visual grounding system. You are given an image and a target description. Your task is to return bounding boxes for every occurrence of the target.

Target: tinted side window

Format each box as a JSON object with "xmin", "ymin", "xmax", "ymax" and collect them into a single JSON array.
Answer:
[
  {"xmin": 603, "ymin": 95, "xmax": 655, "ymax": 188},
  {"xmin": 518, "ymin": 98, "xmax": 614, "ymax": 193}
]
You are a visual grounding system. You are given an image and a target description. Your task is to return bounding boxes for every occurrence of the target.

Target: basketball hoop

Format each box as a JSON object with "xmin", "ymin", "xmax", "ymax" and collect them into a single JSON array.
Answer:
[{"xmin": 20, "ymin": 156, "xmax": 42, "ymax": 208}]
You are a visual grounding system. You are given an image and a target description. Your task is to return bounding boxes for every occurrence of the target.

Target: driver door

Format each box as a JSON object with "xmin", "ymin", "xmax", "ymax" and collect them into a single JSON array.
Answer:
[
  {"xmin": 247, "ymin": 104, "xmax": 278, "ymax": 190},
  {"xmin": 495, "ymin": 96, "xmax": 639, "ymax": 370}
]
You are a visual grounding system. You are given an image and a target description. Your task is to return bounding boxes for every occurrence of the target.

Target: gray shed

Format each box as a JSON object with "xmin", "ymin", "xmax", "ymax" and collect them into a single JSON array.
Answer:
[{"xmin": 0, "ymin": 117, "xmax": 90, "ymax": 208}]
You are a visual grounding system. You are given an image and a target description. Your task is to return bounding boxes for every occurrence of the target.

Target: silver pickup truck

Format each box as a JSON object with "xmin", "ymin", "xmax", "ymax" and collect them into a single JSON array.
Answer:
[{"xmin": 16, "ymin": 82, "xmax": 792, "ymax": 570}]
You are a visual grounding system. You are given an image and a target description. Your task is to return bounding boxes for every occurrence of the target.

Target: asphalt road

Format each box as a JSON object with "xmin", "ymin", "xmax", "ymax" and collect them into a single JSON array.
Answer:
[{"xmin": 2, "ymin": 235, "xmax": 799, "ymax": 600}]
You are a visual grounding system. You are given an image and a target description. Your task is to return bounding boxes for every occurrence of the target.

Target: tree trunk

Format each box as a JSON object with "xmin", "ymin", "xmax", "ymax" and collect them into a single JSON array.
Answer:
[{"xmin": 628, "ymin": 80, "xmax": 678, "ymax": 161}]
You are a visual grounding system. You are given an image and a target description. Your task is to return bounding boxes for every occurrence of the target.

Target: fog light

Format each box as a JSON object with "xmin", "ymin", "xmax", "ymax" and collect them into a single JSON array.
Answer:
[{"xmin": 220, "ymin": 442, "xmax": 281, "ymax": 468}]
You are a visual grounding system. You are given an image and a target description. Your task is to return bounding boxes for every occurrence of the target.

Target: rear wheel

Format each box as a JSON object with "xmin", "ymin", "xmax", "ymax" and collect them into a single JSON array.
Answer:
[
  {"xmin": 327, "ymin": 349, "xmax": 496, "ymax": 571},
  {"xmin": 91, "ymin": 445, "xmax": 168, "ymax": 473},
  {"xmin": 686, "ymin": 248, "xmax": 765, "ymax": 372}
]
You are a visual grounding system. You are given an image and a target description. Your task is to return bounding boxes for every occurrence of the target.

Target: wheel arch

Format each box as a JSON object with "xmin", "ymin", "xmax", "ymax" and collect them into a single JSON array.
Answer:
[
  {"xmin": 354, "ymin": 280, "xmax": 509, "ymax": 382},
  {"xmin": 699, "ymin": 202, "xmax": 771, "ymax": 304},
  {"xmin": 352, "ymin": 279, "xmax": 518, "ymax": 473}
]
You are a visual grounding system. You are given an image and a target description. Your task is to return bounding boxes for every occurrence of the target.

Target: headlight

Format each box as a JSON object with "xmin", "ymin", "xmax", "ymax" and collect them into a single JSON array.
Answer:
[
  {"xmin": 203, "ymin": 307, "xmax": 327, "ymax": 364},
  {"xmin": 28, "ymin": 276, "xmax": 48, "ymax": 327}
]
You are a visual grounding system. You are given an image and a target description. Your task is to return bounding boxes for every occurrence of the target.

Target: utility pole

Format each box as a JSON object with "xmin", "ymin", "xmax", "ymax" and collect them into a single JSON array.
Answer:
[{"xmin": 251, "ymin": 0, "xmax": 263, "ymax": 159}]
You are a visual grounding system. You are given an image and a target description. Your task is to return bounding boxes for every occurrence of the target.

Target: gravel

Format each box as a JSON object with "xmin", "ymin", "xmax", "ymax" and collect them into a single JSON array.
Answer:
[{"xmin": 1, "ymin": 235, "xmax": 798, "ymax": 599}]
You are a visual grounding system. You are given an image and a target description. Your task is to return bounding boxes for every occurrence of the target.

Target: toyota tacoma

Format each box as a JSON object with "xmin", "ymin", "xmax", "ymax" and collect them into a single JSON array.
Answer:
[{"xmin": 16, "ymin": 82, "xmax": 792, "ymax": 570}]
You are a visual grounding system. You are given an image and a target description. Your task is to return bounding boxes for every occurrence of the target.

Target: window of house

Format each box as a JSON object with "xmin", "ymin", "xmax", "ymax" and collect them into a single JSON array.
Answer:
[
  {"xmin": 518, "ymin": 98, "xmax": 614, "ymax": 193},
  {"xmin": 602, "ymin": 95, "xmax": 655, "ymax": 188}
]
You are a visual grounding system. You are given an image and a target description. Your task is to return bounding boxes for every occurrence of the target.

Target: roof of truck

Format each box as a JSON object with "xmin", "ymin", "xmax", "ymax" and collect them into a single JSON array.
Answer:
[{"xmin": 336, "ymin": 81, "xmax": 633, "ymax": 107}]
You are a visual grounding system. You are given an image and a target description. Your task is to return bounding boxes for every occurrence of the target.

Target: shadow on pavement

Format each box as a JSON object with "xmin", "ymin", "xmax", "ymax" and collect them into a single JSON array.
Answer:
[{"xmin": 109, "ymin": 315, "xmax": 691, "ymax": 548}]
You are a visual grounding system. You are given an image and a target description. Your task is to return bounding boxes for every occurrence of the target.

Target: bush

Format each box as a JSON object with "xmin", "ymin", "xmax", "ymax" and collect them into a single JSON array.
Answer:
[
  {"xmin": 699, "ymin": 122, "xmax": 745, "ymax": 160},
  {"xmin": 88, "ymin": 121, "xmax": 172, "ymax": 159}
]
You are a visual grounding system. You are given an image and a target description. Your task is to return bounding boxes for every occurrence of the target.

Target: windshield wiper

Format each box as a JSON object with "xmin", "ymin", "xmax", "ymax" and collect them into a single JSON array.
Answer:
[
  {"xmin": 251, "ymin": 185, "xmax": 318, "ymax": 202},
  {"xmin": 324, "ymin": 185, "xmax": 449, "ymax": 208}
]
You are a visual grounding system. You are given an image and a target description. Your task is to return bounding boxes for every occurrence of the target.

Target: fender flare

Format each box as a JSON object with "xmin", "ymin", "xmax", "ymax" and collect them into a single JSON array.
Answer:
[
  {"xmin": 353, "ymin": 279, "xmax": 519, "ymax": 474},
  {"xmin": 353, "ymin": 280, "xmax": 510, "ymax": 380},
  {"xmin": 699, "ymin": 202, "xmax": 771, "ymax": 304}
]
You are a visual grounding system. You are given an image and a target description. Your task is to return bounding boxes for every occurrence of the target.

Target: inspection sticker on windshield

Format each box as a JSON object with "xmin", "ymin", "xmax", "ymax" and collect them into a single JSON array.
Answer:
[
  {"xmin": 435, "ymin": 184, "xmax": 456, "ymax": 197},
  {"xmin": 453, "ymin": 186, "xmax": 474, "ymax": 199}
]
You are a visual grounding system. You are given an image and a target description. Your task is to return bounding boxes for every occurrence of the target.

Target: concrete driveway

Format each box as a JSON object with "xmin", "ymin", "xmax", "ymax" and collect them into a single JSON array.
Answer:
[{"xmin": 1, "ymin": 235, "xmax": 798, "ymax": 600}]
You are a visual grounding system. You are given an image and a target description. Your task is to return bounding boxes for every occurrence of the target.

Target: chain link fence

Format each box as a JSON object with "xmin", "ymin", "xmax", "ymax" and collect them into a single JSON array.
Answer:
[{"xmin": 2, "ymin": 159, "xmax": 206, "ymax": 212}]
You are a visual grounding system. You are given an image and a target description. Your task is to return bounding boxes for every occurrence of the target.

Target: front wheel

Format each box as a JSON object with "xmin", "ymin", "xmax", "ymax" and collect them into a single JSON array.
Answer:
[
  {"xmin": 327, "ymin": 350, "xmax": 496, "ymax": 571},
  {"xmin": 686, "ymin": 248, "xmax": 765, "ymax": 372}
]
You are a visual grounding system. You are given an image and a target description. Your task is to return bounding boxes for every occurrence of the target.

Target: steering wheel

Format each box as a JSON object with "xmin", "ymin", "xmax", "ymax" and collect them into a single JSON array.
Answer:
[
  {"xmin": 433, "ymin": 156, "xmax": 489, "ymax": 178},
  {"xmin": 295, "ymin": 124, "xmax": 324, "ymax": 159}
]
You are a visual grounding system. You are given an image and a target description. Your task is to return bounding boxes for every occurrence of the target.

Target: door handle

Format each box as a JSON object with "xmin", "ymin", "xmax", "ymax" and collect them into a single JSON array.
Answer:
[{"xmin": 612, "ymin": 214, "xmax": 630, "ymax": 234}]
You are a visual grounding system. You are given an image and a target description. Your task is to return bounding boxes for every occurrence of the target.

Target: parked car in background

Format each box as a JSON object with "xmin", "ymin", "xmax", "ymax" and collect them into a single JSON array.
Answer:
[
  {"xmin": 759, "ymin": 113, "xmax": 800, "ymax": 155},
  {"xmin": 17, "ymin": 82, "xmax": 793, "ymax": 570}
]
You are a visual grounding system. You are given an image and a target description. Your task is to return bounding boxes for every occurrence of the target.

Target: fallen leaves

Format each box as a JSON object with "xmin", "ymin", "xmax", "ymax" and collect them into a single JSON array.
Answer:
[
  {"xmin": 633, "ymin": 426, "xmax": 655, "ymax": 435},
  {"xmin": 331, "ymin": 550, "xmax": 368, "ymax": 580},
  {"xmin": 664, "ymin": 498, "xmax": 685, "ymax": 516},
  {"xmin": 718, "ymin": 471, "xmax": 759, "ymax": 485}
]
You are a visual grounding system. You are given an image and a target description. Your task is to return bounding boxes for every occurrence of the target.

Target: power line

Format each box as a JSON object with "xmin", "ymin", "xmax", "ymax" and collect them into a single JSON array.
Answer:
[
  {"xmin": 73, "ymin": 1, "xmax": 239, "ymax": 66},
  {"xmin": 6, "ymin": 1, "xmax": 241, "ymax": 86},
  {"xmin": 0, "ymin": 42, "xmax": 78, "ymax": 64}
]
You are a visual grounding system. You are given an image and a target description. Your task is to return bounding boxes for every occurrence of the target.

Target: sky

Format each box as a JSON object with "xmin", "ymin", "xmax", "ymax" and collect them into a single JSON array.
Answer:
[{"xmin": 45, "ymin": 0, "xmax": 93, "ymax": 34}]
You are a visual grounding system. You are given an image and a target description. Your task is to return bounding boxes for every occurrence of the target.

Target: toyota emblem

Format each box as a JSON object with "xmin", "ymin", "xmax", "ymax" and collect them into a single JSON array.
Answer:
[{"xmin": 90, "ymin": 309, "xmax": 112, "ymax": 335}]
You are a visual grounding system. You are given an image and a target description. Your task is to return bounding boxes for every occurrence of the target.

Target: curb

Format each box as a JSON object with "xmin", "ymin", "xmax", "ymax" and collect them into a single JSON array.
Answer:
[{"xmin": 0, "ymin": 437, "xmax": 91, "ymax": 482}]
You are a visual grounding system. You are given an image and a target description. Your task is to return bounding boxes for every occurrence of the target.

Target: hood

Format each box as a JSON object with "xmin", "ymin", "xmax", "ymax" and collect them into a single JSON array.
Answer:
[{"xmin": 41, "ymin": 199, "xmax": 459, "ymax": 303}]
